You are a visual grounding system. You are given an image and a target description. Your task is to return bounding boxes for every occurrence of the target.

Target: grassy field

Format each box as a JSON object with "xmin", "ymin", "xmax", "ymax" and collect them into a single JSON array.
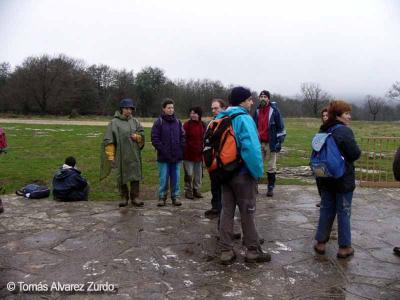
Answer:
[
  {"xmin": 0, "ymin": 118, "xmax": 399, "ymax": 201},
  {"xmin": 0, "ymin": 113, "xmax": 158, "ymax": 123}
]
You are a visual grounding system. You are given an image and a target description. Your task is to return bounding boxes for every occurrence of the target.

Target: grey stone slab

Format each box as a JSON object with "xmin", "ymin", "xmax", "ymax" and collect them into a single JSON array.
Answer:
[
  {"xmin": 344, "ymin": 282, "xmax": 400, "ymax": 300},
  {"xmin": 337, "ymin": 248, "xmax": 400, "ymax": 280},
  {"xmin": 283, "ymin": 258, "xmax": 347, "ymax": 298}
]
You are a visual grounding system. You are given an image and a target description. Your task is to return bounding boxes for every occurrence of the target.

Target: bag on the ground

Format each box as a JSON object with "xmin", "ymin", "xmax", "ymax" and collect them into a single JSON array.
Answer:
[
  {"xmin": 16, "ymin": 184, "xmax": 50, "ymax": 199},
  {"xmin": 0, "ymin": 128, "xmax": 7, "ymax": 153},
  {"xmin": 203, "ymin": 112, "xmax": 245, "ymax": 184},
  {"xmin": 310, "ymin": 124, "xmax": 345, "ymax": 178}
]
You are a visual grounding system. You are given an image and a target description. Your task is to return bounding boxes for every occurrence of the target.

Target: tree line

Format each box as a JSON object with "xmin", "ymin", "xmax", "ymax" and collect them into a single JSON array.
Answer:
[
  {"xmin": 274, "ymin": 82, "xmax": 400, "ymax": 121},
  {"xmin": 0, "ymin": 54, "xmax": 399, "ymax": 120}
]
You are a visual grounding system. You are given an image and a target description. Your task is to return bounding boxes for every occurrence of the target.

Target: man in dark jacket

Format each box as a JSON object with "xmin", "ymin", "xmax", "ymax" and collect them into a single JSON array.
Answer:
[
  {"xmin": 0, "ymin": 186, "xmax": 4, "ymax": 213},
  {"xmin": 53, "ymin": 156, "xmax": 89, "ymax": 201},
  {"xmin": 394, "ymin": 147, "xmax": 400, "ymax": 181},
  {"xmin": 204, "ymin": 98, "xmax": 227, "ymax": 218},
  {"xmin": 393, "ymin": 147, "xmax": 400, "ymax": 257},
  {"xmin": 151, "ymin": 98, "xmax": 185, "ymax": 207},
  {"xmin": 253, "ymin": 90, "xmax": 286, "ymax": 197}
]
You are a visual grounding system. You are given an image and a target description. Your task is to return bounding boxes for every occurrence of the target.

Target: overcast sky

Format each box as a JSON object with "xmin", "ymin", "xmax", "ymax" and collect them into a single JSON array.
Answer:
[{"xmin": 1, "ymin": 0, "xmax": 400, "ymax": 100}]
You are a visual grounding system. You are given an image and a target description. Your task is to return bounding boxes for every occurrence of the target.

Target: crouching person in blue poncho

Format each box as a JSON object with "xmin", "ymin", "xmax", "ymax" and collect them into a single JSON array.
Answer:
[{"xmin": 53, "ymin": 156, "xmax": 89, "ymax": 201}]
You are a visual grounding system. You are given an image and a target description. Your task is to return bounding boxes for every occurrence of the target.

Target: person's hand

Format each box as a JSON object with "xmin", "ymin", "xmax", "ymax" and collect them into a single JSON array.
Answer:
[{"xmin": 131, "ymin": 133, "xmax": 143, "ymax": 144}]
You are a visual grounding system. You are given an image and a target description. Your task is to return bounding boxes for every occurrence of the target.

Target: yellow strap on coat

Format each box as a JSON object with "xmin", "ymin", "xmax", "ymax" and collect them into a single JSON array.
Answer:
[{"xmin": 105, "ymin": 144, "xmax": 115, "ymax": 161}]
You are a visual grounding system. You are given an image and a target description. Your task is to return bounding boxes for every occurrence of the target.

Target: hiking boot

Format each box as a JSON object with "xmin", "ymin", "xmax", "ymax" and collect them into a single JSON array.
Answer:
[
  {"xmin": 233, "ymin": 232, "xmax": 242, "ymax": 240},
  {"xmin": 245, "ymin": 250, "xmax": 271, "ymax": 263},
  {"xmin": 241, "ymin": 237, "xmax": 265, "ymax": 245},
  {"xmin": 337, "ymin": 246, "xmax": 354, "ymax": 259},
  {"xmin": 131, "ymin": 199, "xmax": 144, "ymax": 207},
  {"xmin": 193, "ymin": 189, "xmax": 203, "ymax": 198},
  {"xmin": 119, "ymin": 185, "xmax": 129, "ymax": 207},
  {"xmin": 172, "ymin": 197, "xmax": 182, "ymax": 206},
  {"xmin": 220, "ymin": 250, "xmax": 236, "ymax": 265},
  {"xmin": 313, "ymin": 242, "xmax": 326, "ymax": 255},
  {"xmin": 185, "ymin": 190, "xmax": 194, "ymax": 199},
  {"xmin": 216, "ymin": 232, "xmax": 241, "ymax": 241},
  {"xmin": 393, "ymin": 247, "xmax": 400, "ymax": 257},
  {"xmin": 129, "ymin": 181, "xmax": 141, "ymax": 206},
  {"xmin": 204, "ymin": 208, "xmax": 220, "ymax": 219},
  {"xmin": 267, "ymin": 172, "xmax": 276, "ymax": 197},
  {"xmin": 157, "ymin": 198, "xmax": 166, "ymax": 207},
  {"xmin": 119, "ymin": 199, "xmax": 129, "ymax": 208}
]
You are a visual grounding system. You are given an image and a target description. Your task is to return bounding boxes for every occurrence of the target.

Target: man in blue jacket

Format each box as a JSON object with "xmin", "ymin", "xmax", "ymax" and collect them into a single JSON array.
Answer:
[
  {"xmin": 217, "ymin": 86, "xmax": 271, "ymax": 265},
  {"xmin": 253, "ymin": 90, "xmax": 286, "ymax": 197},
  {"xmin": 52, "ymin": 156, "xmax": 89, "ymax": 201}
]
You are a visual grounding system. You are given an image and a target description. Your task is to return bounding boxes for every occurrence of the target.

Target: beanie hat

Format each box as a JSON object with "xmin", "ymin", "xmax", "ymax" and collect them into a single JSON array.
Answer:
[
  {"xmin": 229, "ymin": 87, "xmax": 252, "ymax": 106},
  {"xmin": 259, "ymin": 90, "xmax": 270, "ymax": 99}
]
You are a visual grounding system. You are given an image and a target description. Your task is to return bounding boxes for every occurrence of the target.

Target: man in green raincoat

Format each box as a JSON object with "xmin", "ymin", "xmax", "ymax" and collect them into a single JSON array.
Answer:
[{"xmin": 100, "ymin": 98, "xmax": 145, "ymax": 207}]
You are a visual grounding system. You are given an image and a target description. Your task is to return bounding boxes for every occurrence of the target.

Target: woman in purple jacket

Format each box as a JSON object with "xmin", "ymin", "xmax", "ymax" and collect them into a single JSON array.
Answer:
[{"xmin": 151, "ymin": 98, "xmax": 185, "ymax": 207}]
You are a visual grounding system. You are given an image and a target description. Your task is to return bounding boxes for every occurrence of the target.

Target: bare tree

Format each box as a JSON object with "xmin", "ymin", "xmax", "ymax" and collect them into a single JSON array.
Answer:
[
  {"xmin": 113, "ymin": 69, "xmax": 135, "ymax": 101},
  {"xmin": 86, "ymin": 64, "xmax": 117, "ymax": 114},
  {"xmin": 387, "ymin": 81, "xmax": 400, "ymax": 101},
  {"xmin": 365, "ymin": 95, "xmax": 386, "ymax": 121},
  {"xmin": 300, "ymin": 82, "xmax": 330, "ymax": 117},
  {"xmin": 135, "ymin": 67, "xmax": 167, "ymax": 117},
  {"xmin": 0, "ymin": 62, "xmax": 11, "ymax": 84},
  {"xmin": 5, "ymin": 54, "xmax": 95, "ymax": 114},
  {"xmin": 0, "ymin": 62, "xmax": 11, "ymax": 110}
]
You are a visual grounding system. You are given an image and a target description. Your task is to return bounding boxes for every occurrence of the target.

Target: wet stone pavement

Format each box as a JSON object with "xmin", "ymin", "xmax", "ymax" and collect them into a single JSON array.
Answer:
[{"xmin": 0, "ymin": 185, "xmax": 399, "ymax": 300}]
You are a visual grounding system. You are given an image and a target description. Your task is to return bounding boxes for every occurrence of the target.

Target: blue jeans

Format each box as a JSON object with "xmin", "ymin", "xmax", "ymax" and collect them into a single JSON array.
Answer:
[
  {"xmin": 158, "ymin": 162, "xmax": 180, "ymax": 199},
  {"xmin": 315, "ymin": 190, "xmax": 353, "ymax": 247}
]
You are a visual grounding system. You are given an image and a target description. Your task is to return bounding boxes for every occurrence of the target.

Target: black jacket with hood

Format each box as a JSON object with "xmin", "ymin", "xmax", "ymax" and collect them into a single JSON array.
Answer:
[{"xmin": 52, "ymin": 167, "xmax": 88, "ymax": 200}]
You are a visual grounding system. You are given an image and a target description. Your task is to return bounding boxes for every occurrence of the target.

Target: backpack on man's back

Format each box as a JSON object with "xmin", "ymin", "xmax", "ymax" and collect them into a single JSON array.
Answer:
[
  {"xmin": 203, "ymin": 112, "xmax": 245, "ymax": 185},
  {"xmin": 310, "ymin": 124, "xmax": 345, "ymax": 179}
]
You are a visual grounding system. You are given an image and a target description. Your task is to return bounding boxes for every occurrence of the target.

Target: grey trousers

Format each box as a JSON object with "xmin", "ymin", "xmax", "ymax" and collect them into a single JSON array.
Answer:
[
  {"xmin": 261, "ymin": 142, "xmax": 277, "ymax": 173},
  {"xmin": 183, "ymin": 160, "xmax": 202, "ymax": 192},
  {"xmin": 219, "ymin": 174, "xmax": 260, "ymax": 251}
]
